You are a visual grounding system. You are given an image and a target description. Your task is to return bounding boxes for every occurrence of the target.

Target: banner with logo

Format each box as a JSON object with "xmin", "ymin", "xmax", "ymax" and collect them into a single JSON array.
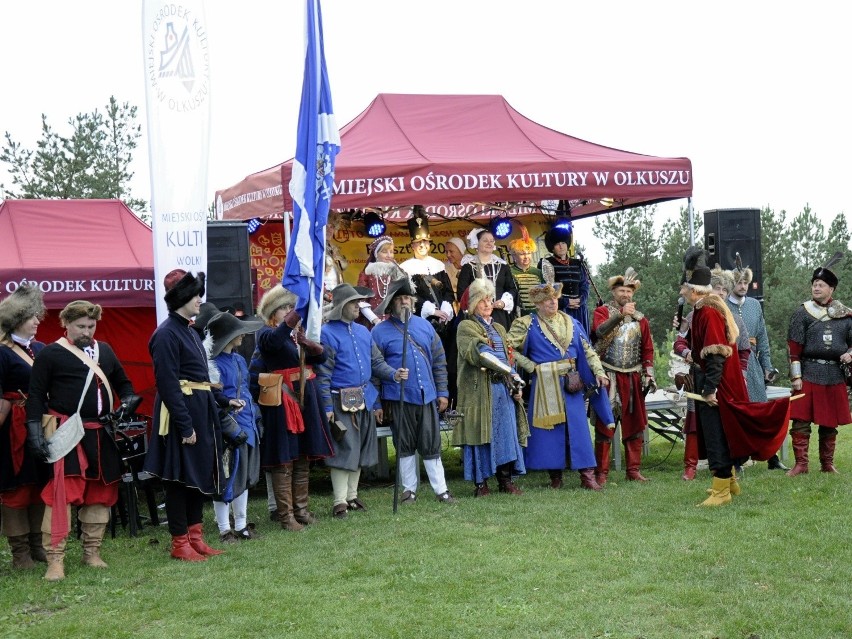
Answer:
[{"xmin": 142, "ymin": 0, "xmax": 211, "ymax": 321}]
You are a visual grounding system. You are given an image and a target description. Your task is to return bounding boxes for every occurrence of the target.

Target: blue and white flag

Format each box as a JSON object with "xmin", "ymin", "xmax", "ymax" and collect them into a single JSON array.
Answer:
[{"xmin": 283, "ymin": 0, "xmax": 341, "ymax": 341}]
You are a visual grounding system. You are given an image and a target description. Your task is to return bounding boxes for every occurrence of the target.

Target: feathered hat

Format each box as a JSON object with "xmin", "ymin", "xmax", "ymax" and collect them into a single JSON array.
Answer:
[
  {"xmin": 710, "ymin": 264, "xmax": 735, "ymax": 295},
  {"xmin": 407, "ymin": 205, "xmax": 431, "ymax": 244},
  {"xmin": 163, "ymin": 269, "xmax": 206, "ymax": 312},
  {"xmin": 0, "ymin": 284, "xmax": 46, "ymax": 337},
  {"xmin": 507, "ymin": 224, "xmax": 537, "ymax": 255},
  {"xmin": 608, "ymin": 267, "xmax": 641, "ymax": 291},
  {"xmin": 731, "ymin": 252, "xmax": 753, "ymax": 285},
  {"xmin": 812, "ymin": 251, "xmax": 843, "ymax": 288}
]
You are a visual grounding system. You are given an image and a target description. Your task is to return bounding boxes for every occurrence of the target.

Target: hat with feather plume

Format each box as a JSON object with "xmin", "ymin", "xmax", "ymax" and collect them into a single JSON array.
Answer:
[
  {"xmin": 812, "ymin": 251, "xmax": 843, "ymax": 288},
  {"xmin": 608, "ymin": 267, "xmax": 641, "ymax": 291}
]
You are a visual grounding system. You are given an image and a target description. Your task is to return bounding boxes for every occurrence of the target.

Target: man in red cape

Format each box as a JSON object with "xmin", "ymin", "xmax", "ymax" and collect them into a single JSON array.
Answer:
[{"xmin": 682, "ymin": 264, "xmax": 790, "ymax": 506}]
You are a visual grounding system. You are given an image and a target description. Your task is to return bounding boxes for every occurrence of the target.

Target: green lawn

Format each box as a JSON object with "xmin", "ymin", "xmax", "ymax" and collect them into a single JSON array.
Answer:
[{"xmin": 1, "ymin": 431, "xmax": 850, "ymax": 639}]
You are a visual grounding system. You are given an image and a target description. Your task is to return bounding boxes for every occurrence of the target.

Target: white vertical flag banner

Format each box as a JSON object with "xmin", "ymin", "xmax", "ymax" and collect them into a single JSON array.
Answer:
[
  {"xmin": 142, "ymin": 1, "xmax": 211, "ymax": 322},
  {"xmin": 283, "ymin": 0, "xmax": 341, "ymax": 342}
]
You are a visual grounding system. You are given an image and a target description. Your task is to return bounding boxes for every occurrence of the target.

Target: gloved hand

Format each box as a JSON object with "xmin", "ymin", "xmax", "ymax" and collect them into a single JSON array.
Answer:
[
  {"xmin": 120, "ymin": 394, "xmax": 144, "ymax": 415},
  {"xmin": 26, "ymin": 420, "xmax": 50, "ymax": 463},
  {"xmin": 283, "ymin": 309, "xmax": 302, "ymax": 329},
  {"xmin": 296, "ymin": 330, "xmax": 324, "ymax": 356},
  {"xmin": 229, "ymin": 429, "xmax": 249, "ymax": 449}
]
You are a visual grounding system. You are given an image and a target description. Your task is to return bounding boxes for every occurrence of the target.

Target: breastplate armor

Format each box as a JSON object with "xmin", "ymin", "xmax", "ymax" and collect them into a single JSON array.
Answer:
[{"xmin": 602, "ymin": 319, "xmax": 642, "ymax": 371}]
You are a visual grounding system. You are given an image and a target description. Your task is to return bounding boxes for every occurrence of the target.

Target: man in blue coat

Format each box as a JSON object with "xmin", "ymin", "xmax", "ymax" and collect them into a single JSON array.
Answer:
[{"xmin": 371, "ymin": 278, "xmax": 455, "ymax": 504}]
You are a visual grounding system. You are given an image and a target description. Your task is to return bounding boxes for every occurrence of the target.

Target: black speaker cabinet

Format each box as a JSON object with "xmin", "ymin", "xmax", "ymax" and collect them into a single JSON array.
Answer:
[
  {"xmin": 703, "ymin": 208, "xmax": 763, "ymax": 299},
  {"xmin": 207, "ymin": 221, "xmax": 254, "ymax": 313}
]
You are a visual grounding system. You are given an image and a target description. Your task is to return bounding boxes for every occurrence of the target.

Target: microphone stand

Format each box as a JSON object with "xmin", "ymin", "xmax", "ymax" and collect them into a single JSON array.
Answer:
[{"xmin": 392, "ymin": 307, "xmax": 411, "ymax": 514}]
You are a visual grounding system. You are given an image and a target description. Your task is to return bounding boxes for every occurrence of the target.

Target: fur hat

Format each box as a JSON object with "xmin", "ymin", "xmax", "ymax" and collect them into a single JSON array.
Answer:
[
  {"xmin": 0, "ymin": 284, "xmax": 46, "ymax": 337},
  {"xmin": 374, "ymin": 277, "xmax": 416, "ymax": 316},
  {"xmin": 257, "ymin": 286, "xmax": 297, "ymax": 322},
  {"xmin": 460, "ymin": 278, "xmax": 495, "ymax": 314},
  {"xmin": 507, "ymin": 224, "xmax": 537, "ymax": 255},
  {"xmin": 608, "ymin": 267, "xmax": 641, "ymax": 291},
  {"xmin": 812, "ymin": 251, "xmax": 842, "ymax": 288},
  {"xmin": 710, "ymin": 265, "xmax": 735, "ymax": 295},
  {"xmin": 59, "ymin": 300, "xmax": 103, "ymax": 326},
  {"xmin": 544, "ymin": 223, "xmax": 573, "ymax": 254},
  {"xmin": 326, "ymin": 284, "xmax": 374, "ymax": 321},
  {"xmin": 206, "ymin": 311, "xmax": 264, "ymax": 358},
  {"xmin": 407, "ymin": 206, "xmax": 431, "ymax": 243},
  {"xmin": 528, "ymin": 282, "xmax": 564, "ymax": 305},
  {"xmin": 163, "ymin": 270, "xmax": 206, "ymax": 312},
  {"xmin": 685, "ymin": 266, "xmax": 712, "ymax": 293}
]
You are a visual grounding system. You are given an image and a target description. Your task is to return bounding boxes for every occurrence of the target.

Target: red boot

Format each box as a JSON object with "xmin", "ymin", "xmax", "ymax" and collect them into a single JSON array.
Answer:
[
  {"xmin": 682, "ymin": 432, "xmax": 698, "ymax": 481},
  {"xmin": 594, "ymin": 440, "xmax": 611, "ymax": 486},
  {"xmin": 578, "ymin": 468, "xmax": 603, "ymax": 491},
  {"xmin": 786, "ymin": 432, "xmax": 810, "ymax": 477},
  {"xmin": 625, "ymin": 437, "xmax": 650, "ymax": 481},
  {"xmin": 819, "ymin": 432, "xmax": 839, "ymax": 473},
  {"xmin": 170, "ymin": 534, "xmax": 207, "ymax": 562},
  {"xmin": 187, "ymin": 523, "xmax": 224, "ymax": 556}
]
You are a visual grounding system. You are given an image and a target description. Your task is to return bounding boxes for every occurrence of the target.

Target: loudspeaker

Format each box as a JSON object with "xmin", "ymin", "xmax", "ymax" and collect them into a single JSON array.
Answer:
[
  {"xmin": 207, "ymin": 221, "xmax": 254, "ymax": 314},
  {"xmin": 703, "ymin": 208, "xmax": 763, "ymax": 299}
]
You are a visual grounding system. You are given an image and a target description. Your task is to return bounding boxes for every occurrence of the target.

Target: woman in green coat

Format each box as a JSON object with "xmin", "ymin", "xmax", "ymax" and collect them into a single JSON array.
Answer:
[{"xmin": 453, "ymin": 279, "xmax": 529, "ymax": 497}]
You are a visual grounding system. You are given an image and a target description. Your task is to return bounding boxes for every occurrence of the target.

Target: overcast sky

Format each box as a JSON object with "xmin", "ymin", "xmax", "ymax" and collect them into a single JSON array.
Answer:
[{"xmin": 1, "ymin": 1, "xmax": 847, "ymax": 266}]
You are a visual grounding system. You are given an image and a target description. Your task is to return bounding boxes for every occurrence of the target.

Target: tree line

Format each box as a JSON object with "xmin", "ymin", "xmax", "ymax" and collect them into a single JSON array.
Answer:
[{"xmin": 590, "ymin": 205, "xmax": 852, "ymax": 385}]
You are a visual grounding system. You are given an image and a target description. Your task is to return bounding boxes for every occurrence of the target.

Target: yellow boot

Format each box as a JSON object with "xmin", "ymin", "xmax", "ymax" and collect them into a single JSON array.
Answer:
[
  {"xmin": 729, "ymin": 468, "xmax": 741, "ymax": 496},
  {"xmin": 698, "ymin": 476, "xmax": 732, "ymax": 507}
]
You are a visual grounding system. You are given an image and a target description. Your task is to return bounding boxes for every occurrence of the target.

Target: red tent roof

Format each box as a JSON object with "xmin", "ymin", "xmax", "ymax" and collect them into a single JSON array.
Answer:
[
  {"xmin": 0, "ymin": 199, "xmax": 154, "ymax": 308},
  {"xmin": 216, "ymin": 93, "xmax": 692, "ymax": 221}
]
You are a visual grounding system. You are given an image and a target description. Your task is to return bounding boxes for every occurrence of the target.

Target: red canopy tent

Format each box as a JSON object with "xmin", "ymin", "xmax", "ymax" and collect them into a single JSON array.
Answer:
[
  {"xmin": 0, "ymin": 199, "xmax": 157, "ymax": 412},
  {"xmin": 215, "ymin": 93, "xmax": 693, "ymax": 221}
]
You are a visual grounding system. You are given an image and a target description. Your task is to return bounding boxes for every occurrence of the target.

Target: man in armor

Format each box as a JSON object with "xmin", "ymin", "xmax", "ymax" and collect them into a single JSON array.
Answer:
[
  {"xmin": 786, "ymin": 254, "xmax": 852, "ymax": 476},
  {"xmin": 591, "ymin": 268, "xmax": 655, "ymax": 484},
  {"xmin": 539, "ymin": 220, "xmax": 591, "ymax": 335},
  {"xmin": 726, "ymin": 261, "xmax": 787, "ymax": 470},
  {"xmin": 507, "ymin": 224, "xmax": 543, "ymax": 317}
]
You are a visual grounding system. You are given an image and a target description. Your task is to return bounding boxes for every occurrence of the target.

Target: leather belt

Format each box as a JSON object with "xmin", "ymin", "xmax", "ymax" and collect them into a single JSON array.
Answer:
[{"xmin": 803, "ymin": 358, "xmax": 839, "ymax": 366}]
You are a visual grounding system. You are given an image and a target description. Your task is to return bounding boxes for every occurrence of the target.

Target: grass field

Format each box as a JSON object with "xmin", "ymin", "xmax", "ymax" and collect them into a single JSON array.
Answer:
[{"xmin": 1, "ymin": 430, "xmax": 850, "ymax": 639}]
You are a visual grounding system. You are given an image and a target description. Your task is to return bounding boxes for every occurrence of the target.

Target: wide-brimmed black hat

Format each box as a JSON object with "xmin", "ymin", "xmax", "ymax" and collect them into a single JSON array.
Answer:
[
  {"xmin": 193, "ymin": 302, "xmax": 221, "ymax": 334},
  {"xmin": 206, "ymin": 311, "xmax": 264, "ymax": 358},
  {"xmin": 374, "ymin": 277, "xmax": 417, "ymax": 316},
  {"xmin": 326, "ymin": 284, "xmax": 374, "ymax": 321},
  {"xmin": 164, "ymin": 270, "xmax": 206, "ymax": 312}
]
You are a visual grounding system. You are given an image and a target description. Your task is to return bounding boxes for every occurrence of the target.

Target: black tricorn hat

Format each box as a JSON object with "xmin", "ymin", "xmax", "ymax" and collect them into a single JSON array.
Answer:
[
  {"xmin": 374, "ymin": 277, "xmax": 417, "ymax": 316},
  {"xmin": 164, "ymin": 270, "xmax": 206, "ymax": 312}
]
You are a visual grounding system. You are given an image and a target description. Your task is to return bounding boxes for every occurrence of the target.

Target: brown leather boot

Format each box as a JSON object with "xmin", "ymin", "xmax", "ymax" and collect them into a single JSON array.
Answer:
[
  {"xmin": 548, "ymin": 470, "xmax": 564, "ymax": 489},
  {"xmin": 79, "ymin": 504, "xmax": 110, "ymax": 568},
  {"xmin": 819, "ymin": 431, "xmax": 839, "ymax": 473},
  {"xmin": 496, "ymin": 465, "xmax": 523, "ymax": 495},
  {"xmin": 292, "ymin": 458, "xmax": 317, "ymax": 524},
  {"xmin": 682, "ymin": 432, "xmax": 698, "ymax": 480},
  {"xmin": 578, "ymin": 468, "xmax": 603, "ymax": 491},
  {"xmin": 272, "ymin": 464, "xmax": 304, "ymax": 531},
  {"xmin": 43, "ymin": 535, "xmax": 66, "ymax": 581},
  {"xmin": 594, "ymin": 440, "xmax": 611, "ymax": 486},
  {"xmin": 2, "ymin": 505, "xmax": 35, "ymax": 569},
  {"xmin": 625, "ymin": 437, "xmax": 650, "ymax": 481},
  {"xmin": 473, "ymin": 480, "xmax": 490, "ymax": 497},
  {"xmin": 170, "ymin": 534, "xmax": 207, "ymax": 562},
  {"xmin": 786, "ymin": 431, "xmax": 810, "ymax": 476}
]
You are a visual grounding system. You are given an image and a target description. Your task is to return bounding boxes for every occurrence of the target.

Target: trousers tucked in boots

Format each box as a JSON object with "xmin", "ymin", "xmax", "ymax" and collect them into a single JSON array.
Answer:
[
  {"xmin": 292, "ymin": 457, "xmax": 317, "ymax": 524},
  {"xmin": 496, "ymin": 464, "xmax": 522, "ymax": 494},
  {"xmin": 594, "ymin": 440, "xmax": 611, "ymax": 486},
  {"xmin": 170, "ymin": 534, "xmax": 206, "ymax": 561},
  {"xmin": 41, "ymin": 504, "xmax": 71, "ymax": 581},
  {"xmin": 78, "ymin": 504, "xmax": 110, "ymax": 568},
  {"xmin": 786, "ymin": 430, "xmax": 810, "ymax": 477},
  {"xmin": 682, "ymin": 432, "xmax": 699, "ymax": 481},
  {"xmin": 548, "ymin": 470, "xmax": 564, "ymax": 489},
  {"xmin": 819, "ymin": 428, "xmax": 839, "ymax": 473},
  {"xmin": 271, "ymin": 464, "xmax": 304, "ymax": 531},
  {"xmin": 27, "ymin": 503, "xmax": 47, "ymax": 563},
  {"xmin": 625, "ymin": 436, "xmax": 650, "ymax": 481},
  {"xmin": 2, "ymin": 505, "xmax": 34, "ymax": 569}
]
